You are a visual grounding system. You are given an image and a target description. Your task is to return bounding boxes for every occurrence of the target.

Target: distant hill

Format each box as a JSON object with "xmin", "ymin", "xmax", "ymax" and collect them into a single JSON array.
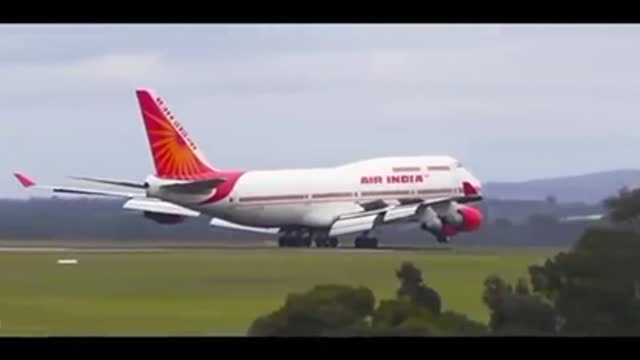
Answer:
[{"xmin": 483, "ymin": 169, "xmax": 640, "ymax": 204}]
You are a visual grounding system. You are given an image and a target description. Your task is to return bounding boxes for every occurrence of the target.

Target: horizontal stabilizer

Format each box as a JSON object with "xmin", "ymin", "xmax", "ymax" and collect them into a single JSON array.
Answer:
[
  {"xmin": 69, "ymin": 176, "xmax": 147, "ymax": 189},
  {"xmin": 52, "ymin": 187, "xmax": 142, "ymax": 198},
  {"xmin": 210, "ymin": 218, "xmax": 281, "ymax": 235},
  {"xmin": 14, "ymin": 172, "xmax": 143, "ymax": 199},
  {"xmin": 123, "ymin": 198, "xmax": 200, "ymax": 217},
  {"xmin": 160, "ymin": 178, "xmax": 226, "ymax": 194}
]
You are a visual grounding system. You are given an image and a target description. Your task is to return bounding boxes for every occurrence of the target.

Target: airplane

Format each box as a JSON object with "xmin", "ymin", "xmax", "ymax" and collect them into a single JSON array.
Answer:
[{"xmin": 13, "ymin": 88, "xmax": 484, "ymax": 249}]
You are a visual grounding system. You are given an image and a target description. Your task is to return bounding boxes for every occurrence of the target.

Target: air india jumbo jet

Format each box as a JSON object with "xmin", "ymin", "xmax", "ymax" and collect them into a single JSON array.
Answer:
[{"xmin": 14, "ymin": 88, "xmax": 484, "ymax": 248}]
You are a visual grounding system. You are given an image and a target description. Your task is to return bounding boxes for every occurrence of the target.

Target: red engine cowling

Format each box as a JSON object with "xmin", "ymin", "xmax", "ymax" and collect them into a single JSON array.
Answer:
[
  {"xmin": 456, "ymin": 205, "xmax": 483, "ymax": 232},
  {"xmin": 421, "ymin": 204, "xmax": 484, "ymax": 238}
]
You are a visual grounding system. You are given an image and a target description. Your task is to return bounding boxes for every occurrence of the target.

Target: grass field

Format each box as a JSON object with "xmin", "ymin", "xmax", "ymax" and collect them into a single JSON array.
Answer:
[{"xmin": 0, "ymin": 246, "xmax": 561, "ymax": 336}]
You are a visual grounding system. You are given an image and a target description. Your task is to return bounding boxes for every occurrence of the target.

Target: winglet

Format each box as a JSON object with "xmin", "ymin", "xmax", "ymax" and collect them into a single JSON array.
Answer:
[{"xmin": 14, "ymin": 172, "xmax": 36, "ymax": 188}]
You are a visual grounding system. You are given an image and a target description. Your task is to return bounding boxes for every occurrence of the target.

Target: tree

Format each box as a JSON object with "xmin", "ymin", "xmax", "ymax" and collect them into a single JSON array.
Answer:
[
  {"xmin": 515, "ymin": 277, "xmax": 530, "ymax": 296},
  {"xmin": 546, "ymin": 195, "xmax": 557, "ymax": 206},
  {"xmin": 482, "ymin": 274, "xmax": 556, "ymax": 335},
  {"xmin": 247, "ymin": 284, "xmax": 375, "ymax": 336},
  {"xmin": 370, "ymin": 299, "xmax": 437, "ymax": 336},
  {"xmin": 527, "ymin": 227, "xmax": 640, "ymax": 335},
  {"xmin": 247, "ymin": 262, "xmax": 488, "ymax": 336},
  {"xmin": 603, "ymin": 186, "xmax": 640, "ymax": 226},
  {"xmin": 396, "ymin": 262, "xmax": 442, "ymax": 315}
]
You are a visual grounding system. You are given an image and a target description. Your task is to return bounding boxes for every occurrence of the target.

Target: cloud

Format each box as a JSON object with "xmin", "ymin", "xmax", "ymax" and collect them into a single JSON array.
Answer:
[{"xmin": 2, "ymin": 24, "xmax": 640, "ymax": 198}]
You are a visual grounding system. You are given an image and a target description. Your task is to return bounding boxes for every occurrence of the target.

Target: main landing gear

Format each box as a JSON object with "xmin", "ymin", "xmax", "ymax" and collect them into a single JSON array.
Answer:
[
  {"xmin": 314, "ymin": 235, "xmax": 339, "ymax": 248},
  {"xmin": 277, "ymin": 229, "xmax": 338, "ymax": 248},
  {"xmin": 278, "ymin": 233, "xmax": 312, "ymax": 247},
  {"xmin": 354, "ymin": 231, "xmax": 379, "ymax": 249}
]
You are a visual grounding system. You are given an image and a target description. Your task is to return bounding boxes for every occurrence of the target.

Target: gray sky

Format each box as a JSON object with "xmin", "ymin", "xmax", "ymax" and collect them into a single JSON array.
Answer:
[{"xmin": 2, "ymin": 24, "xmax": 640, "ymax": 198}]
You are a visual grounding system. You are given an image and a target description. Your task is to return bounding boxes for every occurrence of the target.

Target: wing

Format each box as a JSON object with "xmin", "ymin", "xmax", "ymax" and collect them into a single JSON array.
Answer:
[
  {"xmin": 123, "ymin": 198, "xmax": 200, "ymax": 217},
  {"xmin": 328, "ymin": 196, "xmax": 456, "ymax": 237},
  {"xmin": 329, "ymin": 183, "xmax": 483, "ymax": 237},
  {"xmin": 14, "ymin": 172, "xmax": 143, "ymax": 199},
  {"xmin": 207, "ymin": 187, "xmax": 483, "ymax": 238},
  {"xmin": 209, "ymin": 218, "xmax": 281, "ymax": 235}
]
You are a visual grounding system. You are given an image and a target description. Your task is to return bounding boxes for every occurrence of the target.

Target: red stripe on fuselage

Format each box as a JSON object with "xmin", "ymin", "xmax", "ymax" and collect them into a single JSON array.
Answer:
[
  {"xmin": 311, "ymin": 192, "xmax": 353, "ymax": 199},
  {"xmin": 361, "ymin": 190, "xmax": 412, "ymax": 197},
  {"xmin": 239, "ymin": 194, "xmax": 307, "ymax": 202}
]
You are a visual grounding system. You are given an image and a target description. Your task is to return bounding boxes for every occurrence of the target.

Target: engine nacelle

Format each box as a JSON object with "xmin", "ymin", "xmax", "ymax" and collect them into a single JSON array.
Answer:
[
  {"xmin": 419, "ymin": 203, "xmax": 483, "ymax": 239},
  {"xmin": 441, "ymin": 203, "xmax": 483, "ymax": 232},
  {"xmin": 455, "ymin": 205, "xmax": 483, "ymax": 232},
  {"xmin": 143, "ymin": 211, "xmax": 186, "ymax": 225}
]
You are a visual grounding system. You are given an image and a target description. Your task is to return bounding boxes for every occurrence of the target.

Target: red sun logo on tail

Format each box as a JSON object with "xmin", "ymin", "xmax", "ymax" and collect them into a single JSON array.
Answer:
[{"xmin": 136, "ymin": 89, "xmax": 218, "ymax": 180}]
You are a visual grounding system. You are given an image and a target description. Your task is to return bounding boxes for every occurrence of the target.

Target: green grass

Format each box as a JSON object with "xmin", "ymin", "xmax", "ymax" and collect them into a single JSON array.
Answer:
[{"xmin": 0, "ymin": 247, "xmax": 560, "ymax": 336}]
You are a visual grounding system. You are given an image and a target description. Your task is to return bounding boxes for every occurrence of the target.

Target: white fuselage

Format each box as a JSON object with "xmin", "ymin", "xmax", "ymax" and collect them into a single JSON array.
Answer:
[{"xmin": 146, "ymin": 155, "xmax": 481, "ymax": 229}]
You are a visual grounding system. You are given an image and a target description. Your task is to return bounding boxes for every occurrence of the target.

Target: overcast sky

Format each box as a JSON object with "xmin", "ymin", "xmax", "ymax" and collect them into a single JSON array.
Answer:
[{"xmin": 1, "ymin": 24, "xmax": 640, "ymax": 198}]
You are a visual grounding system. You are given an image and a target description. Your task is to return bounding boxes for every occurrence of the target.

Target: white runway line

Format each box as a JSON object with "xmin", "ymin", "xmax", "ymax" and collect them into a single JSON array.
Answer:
[{"xmin": 57, "ymin": 259, "xmax": 78, "ymax": 264}]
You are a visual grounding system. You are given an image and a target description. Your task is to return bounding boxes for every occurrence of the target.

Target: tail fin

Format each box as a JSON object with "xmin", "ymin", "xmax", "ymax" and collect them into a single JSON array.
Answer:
[{"xmin": 135, "ymin": 88, "xmax": 218, "ymax": 180}]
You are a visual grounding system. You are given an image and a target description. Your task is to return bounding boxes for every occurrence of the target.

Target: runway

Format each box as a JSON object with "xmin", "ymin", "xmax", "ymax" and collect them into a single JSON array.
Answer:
[{"xmin": 0, "ymin": 244, "xmax": 452, "ymax": 253}]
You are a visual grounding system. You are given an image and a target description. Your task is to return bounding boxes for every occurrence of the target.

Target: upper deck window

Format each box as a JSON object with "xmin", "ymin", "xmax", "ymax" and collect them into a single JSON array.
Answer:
[{"xmin": 427, "ymin": 165, "xmax": 450, "ymax": 171}]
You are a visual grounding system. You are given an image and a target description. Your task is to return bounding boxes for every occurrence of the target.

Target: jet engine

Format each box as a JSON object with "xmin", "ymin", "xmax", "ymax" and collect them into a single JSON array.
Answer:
[
  {"xmin": 441, "ymin": 203, "xmax": 483, "ymax": 232},
  {"xmin": 419, "ymin": 203, "xmax": 483, "ymax": 242},
  {"xmin": 143, "ymin": 211, "xmax": 186, "ymax": 225}
]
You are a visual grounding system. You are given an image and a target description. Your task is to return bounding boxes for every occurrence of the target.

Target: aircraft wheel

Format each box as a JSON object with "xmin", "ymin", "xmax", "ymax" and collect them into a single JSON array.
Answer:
[
  {"xmin": 364, "ymin": 237, "xmax": 378, "ymax": 248},
  {"xmin": 315, "ymin": 236, "xmax": 328, "ymax": 248},
  {"xmin": 278, "ymin": 236, "xmax": 290, "ymax": 247},
  {"xmin": 278, "ymin": 234, "xmax": 305, "ymax": 247},
  {"xmin": 300, "ymin": 236, "xmax": 312, "ymax": 247},
  {"xmin": 355, "ymin": 236, "xmax": 378, "ymax": 249},
  {"xmin": 329, "ymin": 237, "xmax": 339, "ymax": 248}
]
